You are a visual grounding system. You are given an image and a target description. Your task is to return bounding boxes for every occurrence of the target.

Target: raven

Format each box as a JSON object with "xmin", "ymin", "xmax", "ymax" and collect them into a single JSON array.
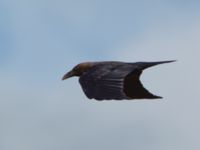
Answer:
[{"xmin": 62, "ymin": 60, "xmax": 175, "ymax": 100}]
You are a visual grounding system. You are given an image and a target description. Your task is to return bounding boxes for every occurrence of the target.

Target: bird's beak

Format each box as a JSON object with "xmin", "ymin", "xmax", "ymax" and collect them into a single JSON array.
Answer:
[{"xmin": 62, "ymin": 70, "xmax": 75, "ymax": 80}]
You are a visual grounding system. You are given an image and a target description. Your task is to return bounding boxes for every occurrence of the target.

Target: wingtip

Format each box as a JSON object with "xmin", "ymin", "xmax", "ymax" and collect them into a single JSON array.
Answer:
[
  {"xmin": 157, "ymin": 60, "xmax": 177, "ymax": 64},
  {"xmin": 150, "ymin": 95, "xmax": 163, "ymax": 99},
  {"xmin": 138, "ymin": 60, "xmax": 177, "ymax": 70},
  {"xmin": 156, "ymin": 96, "xmax": 163, "ymax": 99},
  {"xmin": 166, "ymin": 60, "xmax": 177, "ymax": 63}
]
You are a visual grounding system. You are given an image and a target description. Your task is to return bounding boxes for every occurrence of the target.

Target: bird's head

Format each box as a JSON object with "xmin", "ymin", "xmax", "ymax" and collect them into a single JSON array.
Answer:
[{"xmin": 62, "ymin": 62, "xmax": 94, "ymax": 80}]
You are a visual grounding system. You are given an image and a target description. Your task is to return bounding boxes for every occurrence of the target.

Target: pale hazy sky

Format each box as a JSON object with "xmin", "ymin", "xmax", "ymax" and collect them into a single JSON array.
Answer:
[{"xmin": 0, "ymin": 0, "xmax": 200, "ymax": 150}]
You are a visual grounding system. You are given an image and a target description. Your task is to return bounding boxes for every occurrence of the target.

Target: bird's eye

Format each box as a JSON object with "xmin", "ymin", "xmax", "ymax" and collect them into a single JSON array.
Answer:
[{"xmin": 73, "ymin": 66, "xmax": 80, "ymax": 71}]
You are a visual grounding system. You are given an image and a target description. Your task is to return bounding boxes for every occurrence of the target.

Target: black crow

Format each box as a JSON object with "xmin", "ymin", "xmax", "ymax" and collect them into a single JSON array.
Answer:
[{"xmin": 62, "ymin": 60, "xmax": 175, "ymax": 100}]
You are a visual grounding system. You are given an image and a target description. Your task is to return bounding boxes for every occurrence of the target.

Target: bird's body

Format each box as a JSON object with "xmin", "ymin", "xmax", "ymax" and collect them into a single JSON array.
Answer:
[{"xmin": 62, "ymin": 60, "xmax": 175, "ymax": 100}]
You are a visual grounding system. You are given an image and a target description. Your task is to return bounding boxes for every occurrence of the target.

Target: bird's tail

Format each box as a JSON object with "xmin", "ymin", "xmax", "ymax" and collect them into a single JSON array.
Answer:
[{"xmin": 136, "ymin": 60, "xmax": 176, "ymax": 70}]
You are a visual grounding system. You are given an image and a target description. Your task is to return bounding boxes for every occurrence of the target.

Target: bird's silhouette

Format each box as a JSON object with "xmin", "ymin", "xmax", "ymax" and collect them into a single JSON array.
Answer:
[{"xmin": 62, "ymin": 60, "xmax": 175, "ymax": 100}]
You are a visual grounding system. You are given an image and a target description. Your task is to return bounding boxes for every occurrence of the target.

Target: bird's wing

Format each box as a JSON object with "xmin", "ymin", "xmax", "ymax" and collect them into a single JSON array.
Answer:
[
  {"xmin": 120, "ymin": 60, "xmax": 174, "ymax": 99},
  {"xmin": 123, "ymin": 69, "xmax": 162, "ymax": 99},
  {"xmin": 79, "ymin": 62, "xmax": 163, "ymax": 100},
  {"xmin": 79, "ymin": 64, "xmax": 132, "ymax": 100}
]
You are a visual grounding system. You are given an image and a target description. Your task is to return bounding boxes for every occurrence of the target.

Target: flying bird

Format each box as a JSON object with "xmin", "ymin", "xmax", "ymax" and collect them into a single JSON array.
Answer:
[{"xmin": 62, "ymin": 60, "xmax": 175, "ymax": 100}]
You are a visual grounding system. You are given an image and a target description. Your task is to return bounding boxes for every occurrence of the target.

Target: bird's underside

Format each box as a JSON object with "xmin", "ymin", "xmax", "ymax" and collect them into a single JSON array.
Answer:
[{"xmin": 62, "ymin": 60, "xmax": 175, "ymax": 100}]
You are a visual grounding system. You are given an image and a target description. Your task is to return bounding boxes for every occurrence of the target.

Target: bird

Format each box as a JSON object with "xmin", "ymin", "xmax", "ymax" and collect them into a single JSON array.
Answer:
[{"xmin": 62, "ymin": 60, "xmax": 175, "ymax": 101}]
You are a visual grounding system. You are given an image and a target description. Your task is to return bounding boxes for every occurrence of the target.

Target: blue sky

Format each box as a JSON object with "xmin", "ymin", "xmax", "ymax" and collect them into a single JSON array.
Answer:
[{"xmin": 1, "ymin": 0, "xmax": 200, "ymax": 150}]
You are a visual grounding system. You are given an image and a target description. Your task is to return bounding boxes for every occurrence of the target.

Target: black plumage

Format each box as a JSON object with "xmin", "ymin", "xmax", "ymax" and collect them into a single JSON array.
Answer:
[{"xmin": 62, "ymin": 60, "xmax": 175, "ymax": 100}]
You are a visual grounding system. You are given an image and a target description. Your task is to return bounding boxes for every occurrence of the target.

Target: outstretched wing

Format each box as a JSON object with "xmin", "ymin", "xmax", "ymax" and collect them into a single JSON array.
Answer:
[
  {"xmin": 123, "ymin": 69, "xmax": 162, "ymax": 99},
  {"xmin": 79, "ymin": 63, "xmax": 132, "ymax": 100},
  {"xmin": 79, "ymin": 61, "xmax": 167, "ymax": 100}
]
